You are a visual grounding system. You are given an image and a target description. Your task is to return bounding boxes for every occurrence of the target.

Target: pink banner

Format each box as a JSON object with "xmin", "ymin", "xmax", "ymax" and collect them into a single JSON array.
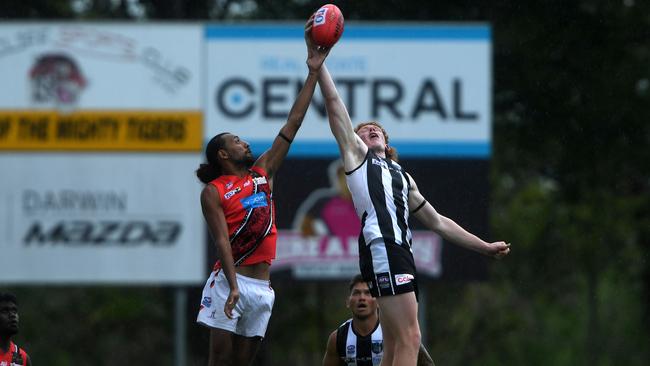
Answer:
[{"xmin": 274, "ymin": 230, "xmax": 442, "ymax": 279}]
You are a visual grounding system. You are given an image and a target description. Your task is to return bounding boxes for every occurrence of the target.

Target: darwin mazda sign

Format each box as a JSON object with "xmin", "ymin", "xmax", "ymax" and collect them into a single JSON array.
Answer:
[
  {"xmin": 0, "ymin": 155, "xmax": 204, "ymax": 284},
  {"xmin": 0, "ymin": 153, "xmax": 205, "ymax": 284}
]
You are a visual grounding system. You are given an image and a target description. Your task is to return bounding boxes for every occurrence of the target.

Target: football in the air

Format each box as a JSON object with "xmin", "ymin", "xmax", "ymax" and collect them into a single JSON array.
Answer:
[{"xmin": 311, "ymin": 4, "xmax": 344, "ymax": 48}]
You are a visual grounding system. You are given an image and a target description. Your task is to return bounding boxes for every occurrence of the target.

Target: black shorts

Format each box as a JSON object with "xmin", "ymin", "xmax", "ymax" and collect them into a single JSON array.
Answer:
[{"xmin": 359, "ymin": 237, "xmax": 418, "ymax": 298}]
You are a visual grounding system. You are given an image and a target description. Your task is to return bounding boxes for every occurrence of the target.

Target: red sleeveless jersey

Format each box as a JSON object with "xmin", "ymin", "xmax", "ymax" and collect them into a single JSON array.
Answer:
[
  {"xmin": 209, "ymin": 166, "xmax": 277, "ymax": 270},
  {"xmin": 0, "ymin": 341, "xmax": 29, "ymax": 365}
]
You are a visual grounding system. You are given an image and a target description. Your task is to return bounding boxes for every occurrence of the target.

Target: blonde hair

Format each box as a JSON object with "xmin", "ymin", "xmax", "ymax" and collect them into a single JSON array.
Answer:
[{"xmin": 354, "ymin": 121, "xmax": 398, "ymax": 162}]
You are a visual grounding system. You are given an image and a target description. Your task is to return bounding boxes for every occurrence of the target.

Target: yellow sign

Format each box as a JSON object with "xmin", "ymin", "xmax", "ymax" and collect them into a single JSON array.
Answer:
[{"xmin": 0, "ymin": 110, "xmax": 202, "ymax": 151}]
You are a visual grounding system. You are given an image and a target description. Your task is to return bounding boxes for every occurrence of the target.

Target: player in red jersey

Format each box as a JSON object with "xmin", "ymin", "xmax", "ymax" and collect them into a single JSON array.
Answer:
[
  {"xmin": 195, "ymin": 17, "xmax": 332, "ymax": 366},
  {"xmin": 0, "ymin": 293, "xmax": 32, "ymax": 366}
]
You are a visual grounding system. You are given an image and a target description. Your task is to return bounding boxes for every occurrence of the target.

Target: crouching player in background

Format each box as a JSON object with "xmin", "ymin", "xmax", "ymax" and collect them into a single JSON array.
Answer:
[{"xmin": 322, "ymin": 275, "xmax": 435, "ymax": 366}]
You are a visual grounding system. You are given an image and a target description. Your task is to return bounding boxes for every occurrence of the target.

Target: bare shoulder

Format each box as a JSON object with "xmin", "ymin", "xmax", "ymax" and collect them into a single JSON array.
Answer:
[
  {"xmin": 200, "ymin": 183, "xmax": 221, "ymax": 208},
  {"xmin": 327, "ymin": 329, "xmax": 338, "ymax": 346},
  {"xmin": 323, "ymin": 329, "xmax": 341, "ymax": 366},
  {"xmin": 405, "ymin": 171, "xmax": 415, "ymax": 182},
  {"xmin": 201, "ymin": 183, "xmax": 217, "ymax": 197},
  {"xmin": 405, "ymin": 172, "xmax": 419, "ymax": 190}
]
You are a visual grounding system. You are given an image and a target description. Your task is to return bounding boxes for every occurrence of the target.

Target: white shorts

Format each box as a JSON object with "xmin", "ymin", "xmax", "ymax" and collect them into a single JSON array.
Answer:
[{"xmin": 196, "ymin": 270, "xmax": 275, "ymax": 338}]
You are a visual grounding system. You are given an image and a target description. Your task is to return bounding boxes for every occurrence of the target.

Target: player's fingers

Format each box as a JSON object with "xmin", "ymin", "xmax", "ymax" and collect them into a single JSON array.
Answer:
[{"xmin": 224, "ymin": 299, "xmax": 235, "ymax": 319}]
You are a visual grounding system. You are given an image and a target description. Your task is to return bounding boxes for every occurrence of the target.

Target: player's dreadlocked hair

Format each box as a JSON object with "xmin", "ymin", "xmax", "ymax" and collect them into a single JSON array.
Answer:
[{"xmin": 196, "ymin": 132, "xmax": 229, "ymax": 184}]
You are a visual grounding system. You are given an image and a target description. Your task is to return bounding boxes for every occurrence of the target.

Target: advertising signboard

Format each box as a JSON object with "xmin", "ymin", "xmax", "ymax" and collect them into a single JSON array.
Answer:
[
  {"xmin": 205, "ymin": 24, "xmax": 491, "ymax": 158},
  {"xmin": 0, "ymin": 23, "xmax": 204, "ymax": 284}
]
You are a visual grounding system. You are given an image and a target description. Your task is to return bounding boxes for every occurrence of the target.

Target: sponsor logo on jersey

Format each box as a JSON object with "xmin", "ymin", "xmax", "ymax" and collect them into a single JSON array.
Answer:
[
  {"xmin": 377, "ymin": 273, "xmax": 391, "ymax": 289},
  {"xmin": 346, "ymin": 344, "xmax": 355, "ymax": 355},
  {"xmin": 372, "ymin": 157, "xmax": 402, "ymax": 172},
  {"xmin": 202, "ymin": 296, "xmax": 212, "ymax": 308},
  {"xmin": 371, "ymin": 158, "xmax": 389, "ymax": 169},
  {"xmin": 372, "ymin": 340, "xmax": 384, "ymax": 354},
  {"xmin": 253, "ymin": 176, "xmax": 267, "ymax": 185},
  {"xmin": 225, "ymin": 182, "xmax": 233, "ymax": 189},
  {"xmin": 395, "ymin": 273, "xmax": 414, "ymax": 285},
  {"xmin": 224, "ymin": 186, "xmax": 241, "ymax": 199},
  {"xmin": 243, "ymin": 180, "xmax": 251, "ymax": 187},
  {"xmin": 240, "ymin": 192, "xmax": 268, "ymax": 209}
]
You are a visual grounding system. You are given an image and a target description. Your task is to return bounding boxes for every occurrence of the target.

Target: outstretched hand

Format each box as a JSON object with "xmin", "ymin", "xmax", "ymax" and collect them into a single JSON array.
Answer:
[
  {"xmin": 305, "ymin": 14, "xmax": 331, "ymax": 72},
  {"xmin": 485, "ymin": 241, "xmax": 511, "ymax": 259}
]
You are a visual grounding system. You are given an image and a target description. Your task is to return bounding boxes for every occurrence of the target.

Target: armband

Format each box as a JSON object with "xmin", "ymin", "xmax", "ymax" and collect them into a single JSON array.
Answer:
[
  {"xmin": 411, "ymin": 200, "xmax": 427, "ymax": 214},
  {"xmin": 278, "ymin": 132, "xmax": 293, "ymax": 144}
]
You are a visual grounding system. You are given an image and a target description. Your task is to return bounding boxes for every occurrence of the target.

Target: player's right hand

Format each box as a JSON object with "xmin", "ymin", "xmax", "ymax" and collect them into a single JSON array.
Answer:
[{"xmin": 224, "ymin": 288, "xmax": 240, "ymax": 319}]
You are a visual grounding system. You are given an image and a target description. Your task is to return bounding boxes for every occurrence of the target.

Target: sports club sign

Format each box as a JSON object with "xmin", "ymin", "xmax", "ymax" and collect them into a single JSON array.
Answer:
[
  {"xmin": 0, "ymin": 24, "xmax": 204, "ymax": 284},
  {"xmin": 205, "ymin": 24, "xmax": 492, "ymax": 158},
  {"xmin": 0, "ymin": 24, "xmax": 202, "ymax": 151}
]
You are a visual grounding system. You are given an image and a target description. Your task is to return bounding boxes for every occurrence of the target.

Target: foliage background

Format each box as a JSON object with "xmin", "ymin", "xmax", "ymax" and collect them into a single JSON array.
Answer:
[{"xmin": 2, "ymin": 0, "xmax": 649, "ymax": 365}]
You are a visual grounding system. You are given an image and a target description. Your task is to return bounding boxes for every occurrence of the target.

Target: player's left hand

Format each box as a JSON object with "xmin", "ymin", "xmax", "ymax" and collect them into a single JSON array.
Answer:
[
  {"xmin": 485, "ymin": 241, "xmax": 511, "ymax": 259},
  {"xmin": 224, "ymin": 288, "xmax": 240, "ymax": 319}
]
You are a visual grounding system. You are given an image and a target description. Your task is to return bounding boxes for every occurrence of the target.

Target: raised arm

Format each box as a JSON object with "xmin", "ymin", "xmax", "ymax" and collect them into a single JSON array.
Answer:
[
  {"xmin": 255, "ymin": 16, "xmax": 331, "ymax": 179},
  {"xmin": 318, "ymin": 64, "xmax": 367, "ymax": 171},
  {"xmin": 322, "ymin": 330, "xmax": 343, "ymax": 366},
  {"xmin": 200, "ymin": 184, "xmax": 239, "ymax": 318},
  {"xmin": 406, "ymin": 173, "xmax": 510, "ymax": 259}
]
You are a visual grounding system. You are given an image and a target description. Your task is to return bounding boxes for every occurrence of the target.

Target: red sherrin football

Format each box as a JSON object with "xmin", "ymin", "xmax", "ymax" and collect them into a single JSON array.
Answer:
[{"xmin": 311, "ymin": 4, "xmax": 344, "ymax": 48}]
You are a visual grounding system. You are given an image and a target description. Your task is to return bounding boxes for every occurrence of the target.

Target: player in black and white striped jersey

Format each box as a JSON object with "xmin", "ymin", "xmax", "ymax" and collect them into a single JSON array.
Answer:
[
  {"xmin": 323, "ymin": 274, "xmax": 383, "ymax": 366},
  {"xmin": 322, "ymin": 275, "xmax": 434, "ymax": 366},
  {"xmin": 318, "ymin": 64, "xmax": 510, "ymax": 366}
]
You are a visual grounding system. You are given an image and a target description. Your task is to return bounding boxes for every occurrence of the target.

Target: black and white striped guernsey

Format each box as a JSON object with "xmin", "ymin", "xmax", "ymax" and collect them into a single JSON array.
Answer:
[
  {"xmin": 336, "ymin": 318, "xmax": 383, "ymax": 366},
  {"xmin": 345, "ymin": 150, "xmax": 412, "ymax": 248}
]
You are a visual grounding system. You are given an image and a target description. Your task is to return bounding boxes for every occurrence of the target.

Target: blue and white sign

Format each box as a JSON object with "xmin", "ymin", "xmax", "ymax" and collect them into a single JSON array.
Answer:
[{"xmin": 204, "ymin": 24, "xmax": 492, "ymax": 158}]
